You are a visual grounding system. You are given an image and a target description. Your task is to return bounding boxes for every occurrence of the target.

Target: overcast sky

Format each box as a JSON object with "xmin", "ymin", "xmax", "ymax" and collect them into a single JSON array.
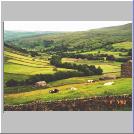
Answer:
[{"xmin": 4, "ymin": 21, "xmax": 131, "ymax": 32}]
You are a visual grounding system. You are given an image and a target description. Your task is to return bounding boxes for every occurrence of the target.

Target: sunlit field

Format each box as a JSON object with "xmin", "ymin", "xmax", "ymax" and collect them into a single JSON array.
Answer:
[
  {"xmin": 4, "ymin": 23, "xmax": 132, "ymax": 111},
  {"xmin": 4, "ymin": 78, "xmax": 132, "ymax": 105}
]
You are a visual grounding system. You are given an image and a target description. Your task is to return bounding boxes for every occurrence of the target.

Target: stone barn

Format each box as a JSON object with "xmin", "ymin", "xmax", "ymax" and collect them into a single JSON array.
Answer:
[
  {"xmin": 35, "ymin": 81, "xmax": 47, "ymax": 87},
  {"xmin": 121, "ymin": 60, "xmax": 132, "ymax": 78}
]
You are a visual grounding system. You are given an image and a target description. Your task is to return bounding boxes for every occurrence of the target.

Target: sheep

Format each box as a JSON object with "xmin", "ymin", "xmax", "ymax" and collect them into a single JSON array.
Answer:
[
  {"xmin": 87, "ymin": 80, "xmax": 95, "ymax": 83},
  {"xmin": 70, "ymin": 87, "xmax": 77, "ymax": 90},
  {"xmin": 49, "ymin": 89, "xmax": 59, "ymax": 94},
  {"xmin": 104, "ymin": 82, "xmax": 114, "ymax": 86}
]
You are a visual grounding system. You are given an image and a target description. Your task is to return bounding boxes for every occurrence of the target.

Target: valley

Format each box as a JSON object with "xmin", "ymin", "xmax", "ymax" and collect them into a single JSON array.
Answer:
[{"xmin": 4, "ymin": 23, "xmax": 132, "ymax": 111}]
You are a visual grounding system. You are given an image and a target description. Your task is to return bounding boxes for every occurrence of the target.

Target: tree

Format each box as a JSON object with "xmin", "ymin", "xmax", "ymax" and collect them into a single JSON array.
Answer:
[
  {"xmin": 96, "ymin": 66, "xmax": 103, "ymax": 74},
  {"xmin": 128, "ymin": 49, "xmax": 132, "ymax": 56},
  {"xmin": 98, "ymin": 50, "xmax": 100, "ymax": 54},
  {"xmin": 106, "ymin": 55, "xmax": 115, "ymax": 61},
  {"xmin": 29, "ymin": 51, "xmax": 39, "ymax": 57},
  {"xmin": 6, "ymin": 79, "xmax": 18, "ymax": 87},
  {"xmin": 50, "ymin": 55, "xmax": 62, "ymax": 66}
]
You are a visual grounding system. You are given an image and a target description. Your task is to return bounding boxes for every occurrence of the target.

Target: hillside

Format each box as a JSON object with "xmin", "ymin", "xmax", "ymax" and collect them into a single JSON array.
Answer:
[
  {"xmin": 4, "ymin": 46, "xmax": 73, "ymax": 83},
  {"xmin": 4, "ymin": 23, "xmax": 132, "ymax": 52},
  {"xmin": 4, "ymin": 31, "xmax": 59, "ymax": 41},
  {"xmin": 4, "ymin": 23, "xmax": 132, "ymax": 111}
]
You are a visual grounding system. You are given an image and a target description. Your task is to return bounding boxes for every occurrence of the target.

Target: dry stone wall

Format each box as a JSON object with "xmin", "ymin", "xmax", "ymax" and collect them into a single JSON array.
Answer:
[
  {"xmin": 121, "ymin": 61, "xmax": 132, "ymax": 77},
  {"xmin": 4, "ymin": 95, "xmax": 132, "ymax": 111}
]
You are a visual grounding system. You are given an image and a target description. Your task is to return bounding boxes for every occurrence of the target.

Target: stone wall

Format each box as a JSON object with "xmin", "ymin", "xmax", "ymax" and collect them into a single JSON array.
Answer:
[
  {"xmin": 4, "ymin": 95, "xmax": 132, "ymax": 111},
  {"xmin": 121, "ymin": 61, "xmax": 132, "ymax": 77}
]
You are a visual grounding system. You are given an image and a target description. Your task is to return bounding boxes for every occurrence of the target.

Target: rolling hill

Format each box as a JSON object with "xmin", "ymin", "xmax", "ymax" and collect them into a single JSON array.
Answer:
[
  {"xmin": 4, "ymin": 46, "xmax": 73, "ymax": 83},
  {"xmin": 4, "ymin": 23, "xmax": 132, "ymax": 109},
  {"xmin": 4, "ymin": 31, "xmax": 59, "ymax": 41},
  {"xmin": 4, "ymin": 23, "xmax": 132, "ymax": 52}
]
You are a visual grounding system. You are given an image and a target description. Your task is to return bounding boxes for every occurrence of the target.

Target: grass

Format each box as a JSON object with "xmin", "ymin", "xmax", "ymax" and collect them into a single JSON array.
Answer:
[
  {"xmin": 50, "ymin": 72, "xmax": 120, "ymax": 87},
  {"xmin": 4, "ymin": 48, "xmax": 132, "ymax": 106},
  {"xmin": 112, "ymin": 42, "xmax": 132, "ymax": 50},
  {"xmin": 4, "ymin": 73, "xmax": 30, "ymax": 82},
  {"xmin": 4, "ymin": 63, "xmax": 70, "ymax": 75},
  {"xmin": 4, "ymin": 72, "xmax": 120, "ymax": 94},
  {"xmin": 4, "ymin": 75, "xmax": 100, "ymax": 94},
  {"xmin": 62, "ymin": 58, "xmax": 121, "ymax": 73},
  {"xmin": 4, "ymin": 78, "xmax": 132, "ymax": 105},
  {"xmin": 81, "ymin": 49, "xmax": 128, "ymax": 58},
  {"xmin": 4, "ymin": 50, "xmax": 73, "ymax": 81}
]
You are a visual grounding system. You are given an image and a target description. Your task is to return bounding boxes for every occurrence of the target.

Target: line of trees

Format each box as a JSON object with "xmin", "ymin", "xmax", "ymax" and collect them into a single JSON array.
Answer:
[
  {"xmin": 58, "ymin": 53, "xmax": 105, "ymax": 61},
  {"xmin": 57, "ymin": 52, "xmax": 131, "ymax": 62},
  {"xmin": 5, "ymin": 55, "xmax": 103, "ymax": 87},
  {"xmin": 106, "ymin": 55, "xmax": 131, "ymax": 62},
  {"xmin": 4, "ymin": 43, "xmax": 40, "ymax": 57},
  {"xmin": 5, "ymin": 71, "xmax": 85, "ymax": 87},
  {"xmin": 50, "ymin": 55, "xmax": 103, "ymax": 76}
]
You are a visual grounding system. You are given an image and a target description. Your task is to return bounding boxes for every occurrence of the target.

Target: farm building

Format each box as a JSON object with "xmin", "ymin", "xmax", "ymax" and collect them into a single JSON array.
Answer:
[
  {"xmin": 35, "ymin": 81, "xmax": 47, "ymax": 87},
  {"xmin": 121, "ymin": 60, "xmax": 132, "ymax": 77},
  {"xmin": 99, "ymin": 74, "xmax": 116, "ymax": 80}
]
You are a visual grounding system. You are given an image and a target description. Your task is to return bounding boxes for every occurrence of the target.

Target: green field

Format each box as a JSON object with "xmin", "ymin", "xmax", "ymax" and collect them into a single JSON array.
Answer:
[
  {"xmin": 81, "ymin": 50, "xmax": 127, "ymax": 58},
  {"xmin": 4, "ymin": 47, "xmax": 132, "ymax": 106},
  {"xmin": 4, "ymin": 50, "xmax": 73, "ymax": 82},
  {"xmin": 4, "ymin": 72, "xmax": 120, "ymax": 94},
  {"xmin": 4, "ymin": 23, "xmax": 132, "ymax": 108},
  {"xmin": 4, "ymin": 47, "xmax": 131, "ymax": 103},
  {"xmin": 62, "ymin": 58, "xmax": 121, "ymax": 73},
  {"xmin": 80, "ymin": 42, "xmax": 132, "ymax": 57},
  {"xmin": 4, "ymin": 78, "xmax": 132, "ymax": 105},
  {"xmin": 112, "ymin": 42, "xmax": 132, "ymax": 50}
]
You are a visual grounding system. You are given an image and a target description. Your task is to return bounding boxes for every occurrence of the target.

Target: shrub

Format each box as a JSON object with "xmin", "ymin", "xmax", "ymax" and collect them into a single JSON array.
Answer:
[
  {"xmin": 106, "ymin": 55, "xmax": 115, "ymax": 61},
  {"xmin": 6, "ymin": 79, "xmax": 19, "ymax": 87}
]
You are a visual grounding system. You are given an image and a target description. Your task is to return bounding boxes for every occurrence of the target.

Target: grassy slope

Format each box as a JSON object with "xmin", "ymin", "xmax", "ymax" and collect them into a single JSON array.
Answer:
[
  {"xmin": 5, "ymin": 72, "xmax": 120, "ymax": 94},
  {"xmin": 6, "ymin": 23, "xmax": 132, "ymax": 50},
  {"xmin": 4, "ymin": 24, "xmax": 132, "ymax": 105},
  {"xmin": 62, "ymin": 58, "xmax": 121, "ymax": 73},
  {"xmin": 4, "ymin": 48, "xmax": 73, "ymax": 82},
  {"xmin": 112, "ymin": 41, "xmax": 132, "ymax": 50},
  {"xmin": 81, "ymin": 50, "xmax": 127, "ymax": 58},
  {"xmin": 4, "ymin": 78, "xmax": 132, "ymax": 105},
  {"xmin": 81, "ymin": 41, "xmax": 132, "ymax": 57},
  {"xmin": 4, "ymin": 31, "xmax": 57, "ymax": 41}
]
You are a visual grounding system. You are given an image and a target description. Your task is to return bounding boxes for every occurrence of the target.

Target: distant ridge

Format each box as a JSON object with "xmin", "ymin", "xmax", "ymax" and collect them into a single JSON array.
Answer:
[{"xmin": 4, "ymin": 23, "xmax": 132, "ymax": 51}]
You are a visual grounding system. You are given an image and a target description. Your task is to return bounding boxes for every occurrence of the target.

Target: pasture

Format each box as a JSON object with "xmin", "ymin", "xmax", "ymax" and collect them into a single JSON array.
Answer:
[
  {"xmin": 4, "ymin": 47, "xmax": 131, "ymax": 107},
  {"xmin": 81, "ymin": 49, "xmax": 128, "ymax": 58},
  {"xmin": 4, "ymin": 78, "xmax": 132, "ymax": 105},
  {"xmin": 112, "ymin": 42, "xmax": 132, "ymax": 50},
  {"xmin": 4, "ymin": 24, "xmax": 132, "ymax": 110},
  {"xmin": 62, "ymin": 58, "xmax": 121, "ymax": 73},
  {"xmin": 4, "ymin": 72, "xmax": 120, "ymax": 94},
  {"xmin": 4, "ymin": 50, "xmax": 73, "ymax": 82}
]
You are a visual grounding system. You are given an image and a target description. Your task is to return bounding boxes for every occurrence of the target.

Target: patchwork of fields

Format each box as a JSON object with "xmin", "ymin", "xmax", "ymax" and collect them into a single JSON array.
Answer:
[
  {"xmin": 4, "ymin": 49, "xmax": 73, "ymax": 82},
  {"xmin": 4, "ymin": 23, "xmax": 132, "ymax": 110},
  {"xmin": 4, "ymin": 47, "xmax": 132, "ymax": 106},
  {"xmin": 62, "ymin": 58, "xmax": 121, "ymax": 73},
  {"xmin": 80, "ymin": 42, "xmax": 132, "ymax": 58}
]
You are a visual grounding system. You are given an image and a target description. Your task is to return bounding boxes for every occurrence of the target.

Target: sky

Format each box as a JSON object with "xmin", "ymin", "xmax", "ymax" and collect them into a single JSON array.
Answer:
[{"xmin": 4, "ymin": 21, "xmax": 131, "ymax": 32}]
